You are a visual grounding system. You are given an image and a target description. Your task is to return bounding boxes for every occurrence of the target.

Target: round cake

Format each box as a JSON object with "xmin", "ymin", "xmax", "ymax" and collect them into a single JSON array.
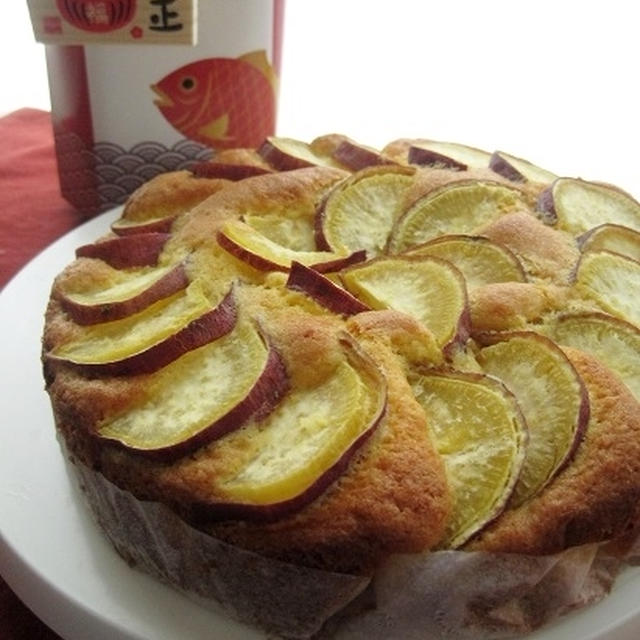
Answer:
[{"xmin": 42, "ymin": 134, "xmax": 640, "ymax": 638}]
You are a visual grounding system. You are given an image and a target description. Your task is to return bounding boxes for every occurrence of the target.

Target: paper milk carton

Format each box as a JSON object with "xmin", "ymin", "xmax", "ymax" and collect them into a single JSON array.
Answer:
[{"xmin": 27, "ymin": 0, "xmax": 285, "ymax": 214}]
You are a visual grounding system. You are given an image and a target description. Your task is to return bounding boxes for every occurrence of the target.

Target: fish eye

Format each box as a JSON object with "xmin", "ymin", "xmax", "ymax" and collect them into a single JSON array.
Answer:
[{"xmin": 180, "ymin": 76, "xmax": 197, "ymax": 92}]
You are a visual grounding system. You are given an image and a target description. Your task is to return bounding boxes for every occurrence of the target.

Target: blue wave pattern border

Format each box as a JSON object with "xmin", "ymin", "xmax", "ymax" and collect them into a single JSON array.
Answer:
[
  {"xmin": 54, "ymin": 129, "xmax": 213, "ymax": 213},
  {"xmin": 93, "ymin": 139, "xmax": 214, "ymax": 206}
]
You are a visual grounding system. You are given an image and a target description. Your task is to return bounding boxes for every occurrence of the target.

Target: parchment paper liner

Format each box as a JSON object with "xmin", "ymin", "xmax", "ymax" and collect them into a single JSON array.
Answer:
[{"xmin": 73, "ymin": 461, "xmax": 638, "ymax": 639}]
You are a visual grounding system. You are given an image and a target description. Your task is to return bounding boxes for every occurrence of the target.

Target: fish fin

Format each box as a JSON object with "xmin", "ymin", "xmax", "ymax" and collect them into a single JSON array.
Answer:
[
  {"xmin": 239, "ymin": 49, "xmax": 278, "ymax": 93},
  {"xmin": 198, "ymin": 113, "xmax": 231, "ymax": 142}
]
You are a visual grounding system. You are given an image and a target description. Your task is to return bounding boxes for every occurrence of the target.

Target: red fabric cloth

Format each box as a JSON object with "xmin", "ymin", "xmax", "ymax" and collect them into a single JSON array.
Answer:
[
  {"xmin": 0, "ymin": 108, "xmax": 87, "ymax": 289},
  {"xmin": 0, "ymin": 108, "xmax": 73, "ymax": 638},
  {"xmin": 0, "ymin": 578, "xmax": 62, "ymax": 640}
]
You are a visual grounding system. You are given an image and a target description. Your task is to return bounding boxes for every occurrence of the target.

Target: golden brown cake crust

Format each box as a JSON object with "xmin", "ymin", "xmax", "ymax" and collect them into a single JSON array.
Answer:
[
  {"xmin": 122, "ymin": 170, "xmax": 231, "ymax": 222},
  {"xmin": 479, "ymin": 210, "xmax": 580, "ymax": 284},
  {"xmin": 212, "ymin": 147, "xmax": 273, "ymax": 169},
  {"xmin": 469, "ymin": 282, "xmax": 568, "ymax": 332}
]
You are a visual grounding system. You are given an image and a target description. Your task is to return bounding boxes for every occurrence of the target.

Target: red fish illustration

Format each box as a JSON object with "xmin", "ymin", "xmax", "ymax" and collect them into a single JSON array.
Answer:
[{"xmin": 151, "ymin": 50, "xmax": 277, "ymax": 149}]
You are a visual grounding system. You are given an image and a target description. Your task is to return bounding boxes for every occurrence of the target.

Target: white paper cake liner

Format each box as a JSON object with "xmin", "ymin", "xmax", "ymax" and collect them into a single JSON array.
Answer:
[
  {"xmin": 329, "ymin": 546, "xmax": 621, "ymax": 639},
  {"xmin": 72, "ymin": 460, "xmax": 636, "ymax": 640},
  {"xmin": 73, "ymin": 461, "xmax": 369, "ymax": 639}
]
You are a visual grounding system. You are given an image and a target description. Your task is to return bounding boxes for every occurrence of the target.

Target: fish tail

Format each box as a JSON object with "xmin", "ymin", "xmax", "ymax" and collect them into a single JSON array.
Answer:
[{"xmin": 239, "ymin": 50, "xmax": 278, "ymax": 93}]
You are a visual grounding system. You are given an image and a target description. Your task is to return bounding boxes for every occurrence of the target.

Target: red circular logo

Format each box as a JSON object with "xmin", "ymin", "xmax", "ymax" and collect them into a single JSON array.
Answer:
[{"xmin": 56, "ymin": 0, "xmax": 136, "ymax": 33}]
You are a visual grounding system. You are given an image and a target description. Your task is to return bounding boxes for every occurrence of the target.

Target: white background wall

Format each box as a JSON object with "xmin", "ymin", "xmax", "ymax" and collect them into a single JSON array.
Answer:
[
  {"xmin": 2, "ymin": 1, "xmax": 639, "ymax": 198},
  {"xmin": 1, "ymin": 2, "xmax": 50, "ymax": 115}
]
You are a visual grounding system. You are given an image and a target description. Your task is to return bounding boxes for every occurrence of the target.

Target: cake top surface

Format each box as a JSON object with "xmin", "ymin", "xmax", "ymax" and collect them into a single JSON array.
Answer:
[{"xmin": 42, "ymin": 133, "xmax": 640, "ymax": 575}]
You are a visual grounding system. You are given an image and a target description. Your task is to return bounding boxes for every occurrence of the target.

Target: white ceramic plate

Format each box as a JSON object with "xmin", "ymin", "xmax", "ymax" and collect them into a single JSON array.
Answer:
[{"xmin": 0, "ymin": 209, "xmax": 639, "ymax": 640}]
